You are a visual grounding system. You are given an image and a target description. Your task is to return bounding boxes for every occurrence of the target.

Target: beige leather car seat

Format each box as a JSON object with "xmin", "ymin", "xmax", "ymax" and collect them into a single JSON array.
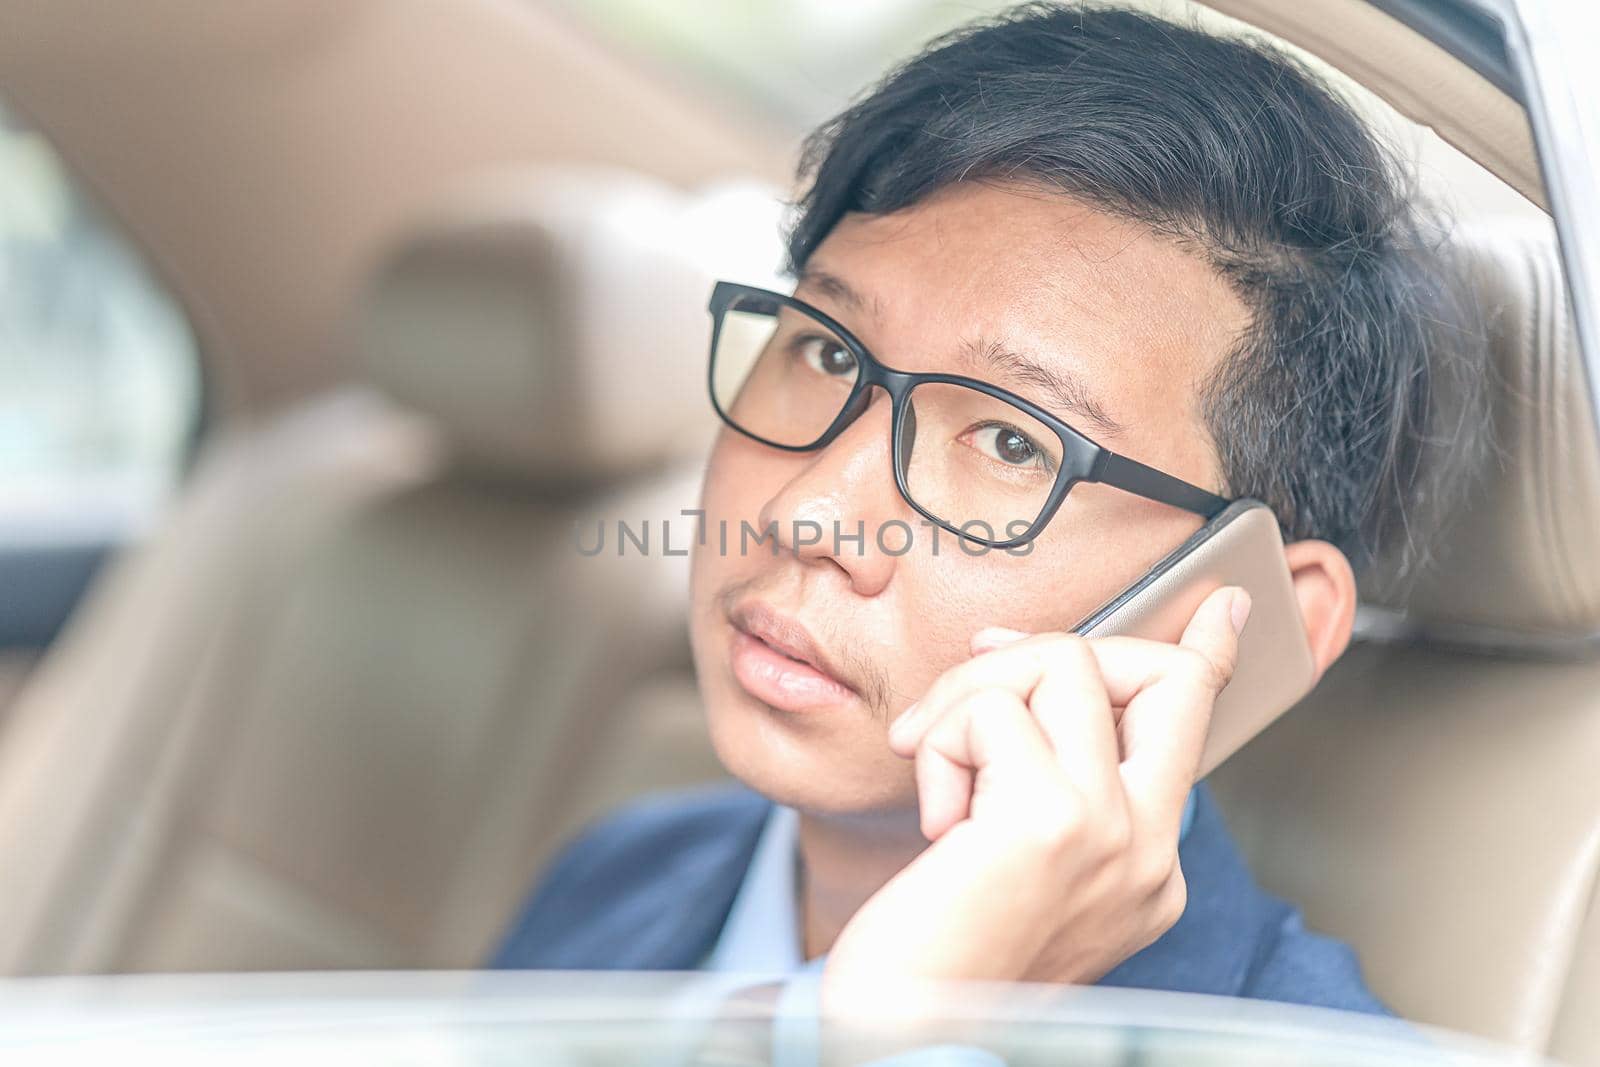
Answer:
[
  {"xmin": 1210, "ymin": 214, "xmax": 1600, "ymax": 1062},
  {"xmin": 0, "ymin": 168, "xmax": 782, "ymax": 974},
  {"xmin": 3, "ymin": 117, "xmax": 1599, "ymax": 1067}
]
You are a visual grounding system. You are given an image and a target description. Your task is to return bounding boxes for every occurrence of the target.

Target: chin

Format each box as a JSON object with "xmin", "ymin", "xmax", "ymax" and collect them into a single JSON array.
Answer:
[{"xmin": 701, "ymin": 683, "xmax": 918, "ymax": 817}]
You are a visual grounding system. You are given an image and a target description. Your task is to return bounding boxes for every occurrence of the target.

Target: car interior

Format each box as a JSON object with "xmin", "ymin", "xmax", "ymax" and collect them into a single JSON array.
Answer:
[{"xmin": 1, "ymin": 0, "xmax": 1597, "ymax": 1063}]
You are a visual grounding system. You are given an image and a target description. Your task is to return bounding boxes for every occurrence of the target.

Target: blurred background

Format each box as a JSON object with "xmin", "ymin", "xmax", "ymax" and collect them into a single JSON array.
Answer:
[
  {"xmin": 0, "ymin": 0, "xmax": 1063, "ymax": 658},
  {"xmin": 1, "ymin": 0, "xmax": 1103, "ymax": 976},
  {"xmin": 0, "ymin": 1, "xmax": 856, "ymax": 648},
  {"xmin": 0, "ymin": 0, "xmax": 1529, "ymax": 656},
  {"xmin": 2, "ymin": 2, "xmax": 1589, "ymax": 1060}
]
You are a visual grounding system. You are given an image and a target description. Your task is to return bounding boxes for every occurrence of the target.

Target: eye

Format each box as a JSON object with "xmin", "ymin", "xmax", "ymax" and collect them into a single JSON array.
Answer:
[
  {"xmin": 794, "ymin": 335, "xmax": 858, "ymax": 378},
  {"xmin": 965, "ymin": 423, "xmax": 1054, "ymax": 471}
]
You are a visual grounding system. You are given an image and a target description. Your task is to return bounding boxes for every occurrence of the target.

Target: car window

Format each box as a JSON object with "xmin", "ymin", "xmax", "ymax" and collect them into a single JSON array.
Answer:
[
  {"xmin": 550, "ymin": 0, "xmax": 1541, "ymax": 224},
  {"xmin": 549, "ymin": 0, "xmax": 1017, "ymax": 128},
  {"xmin": 0, "ymin": 99, "xmax": 202, "ymax": 551}
]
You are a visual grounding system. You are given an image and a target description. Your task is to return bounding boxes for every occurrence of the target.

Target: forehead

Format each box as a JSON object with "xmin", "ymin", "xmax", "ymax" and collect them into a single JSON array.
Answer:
[{"xmin": 800, "ymin": 181, "xmax": 1248, "ymax": 482}]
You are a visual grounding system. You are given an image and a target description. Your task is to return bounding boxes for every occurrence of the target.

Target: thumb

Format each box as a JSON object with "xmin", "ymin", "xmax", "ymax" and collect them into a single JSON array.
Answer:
[{"xmin": 1179, "ymin": 585, "xmax": 1250, "ymax": 694}]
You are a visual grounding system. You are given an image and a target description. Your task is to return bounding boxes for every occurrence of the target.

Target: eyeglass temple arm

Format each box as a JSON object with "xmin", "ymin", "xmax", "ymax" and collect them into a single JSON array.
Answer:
[{"xmin": 1091, "ymin": 451, "xmax": 1231, "ymax": 519}]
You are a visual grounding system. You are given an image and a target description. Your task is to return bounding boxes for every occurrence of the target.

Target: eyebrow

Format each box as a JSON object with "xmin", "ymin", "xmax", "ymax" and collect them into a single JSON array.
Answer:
[
  {"xmin": 795, "ymin": 266, "xmax": 881, "ymax": 320},
  {"xmin": 797, "ymin": 265, "xmax": 1124, "ymax": 438},
  {"xmin": 959, "ymin": 339, "xmax": 1126, "ymax": 439}
]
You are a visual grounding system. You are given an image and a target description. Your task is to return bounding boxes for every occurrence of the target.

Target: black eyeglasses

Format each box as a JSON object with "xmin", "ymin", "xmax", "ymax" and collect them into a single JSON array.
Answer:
[{"xmin": 706, "ymin": 281, "xmax": 1230, "ymax": 549}]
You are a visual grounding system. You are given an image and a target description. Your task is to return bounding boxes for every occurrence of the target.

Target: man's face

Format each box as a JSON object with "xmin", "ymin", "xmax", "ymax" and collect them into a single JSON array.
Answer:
[{"xmin": 689, "ymin": 181, "xmax": 1250, "ymax": 817}]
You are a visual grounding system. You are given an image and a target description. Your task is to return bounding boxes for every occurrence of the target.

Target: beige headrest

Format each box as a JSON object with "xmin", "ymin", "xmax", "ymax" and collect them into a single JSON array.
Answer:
[
  {"xmin": 1204, "ymin": 0, "xmax": 1544, "ymax": 210},
  {"xmin": 1361, "ymin": 215, "xmax": 1600, "ymax": 644},
  {"xmin": 364, "ymin": 174, "xmax": 1594, "ymax": 642},
  {"xmin": 1198, "ymin": 0, "xmax": 1600, "ymax": 646},
  {"xmin": 359, "ymin": 168, "xmax": 786, "ymax": 483}
]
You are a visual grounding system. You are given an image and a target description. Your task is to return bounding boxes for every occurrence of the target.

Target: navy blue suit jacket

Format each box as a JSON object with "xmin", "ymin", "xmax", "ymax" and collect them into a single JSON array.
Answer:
[{"xmin": 495, "ymin": 782, "xmax": 1389, "ymax": 1016}]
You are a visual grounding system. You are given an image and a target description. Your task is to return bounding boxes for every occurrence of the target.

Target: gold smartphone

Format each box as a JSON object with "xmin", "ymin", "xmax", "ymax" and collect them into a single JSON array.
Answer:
[{"xmin": 1073, "ymin": 499, "xmax": 1316, "ymax": 777}]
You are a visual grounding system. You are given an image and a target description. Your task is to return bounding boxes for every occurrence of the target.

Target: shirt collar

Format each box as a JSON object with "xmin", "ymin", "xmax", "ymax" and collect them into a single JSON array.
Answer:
[
  {"xmin": 705, "ymin": 789, "xmax": 1197, "ymax": 975},
  {"xmin": 704, "ymin": 804, "xmax": 807, "ymax": 973}
]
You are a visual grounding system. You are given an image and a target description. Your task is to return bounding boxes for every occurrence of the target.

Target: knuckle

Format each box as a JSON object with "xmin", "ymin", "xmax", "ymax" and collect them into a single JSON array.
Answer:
[
  {"xmin": 919, "ymin": 673, "xmax": 956, "ymax": 709},
  {"xmin": 919, "ymin": 706, "xmax": 965, "ymax": 750},
  {"xmin": 964, "ymin": 686, "xmax": 1023, "ymax": 721},
  {"xmin": 1027, "ymin": 801, "xmax": 1086, "ymax": 854},
  {"xmin": 1035, "ymin": 634, "xmax": 1103, "ymax": 683},
  {"xmin": 1042, "ymin": 632, "xmax": 1092, "ymax": 663},
  {"xmin": 1212, "ymin": 639, "xmax": 1241, "ymax": 682},
  {"xmin": 1156, "ymin": 872, "xmax": 1189, "ymax": 929},
  {"xmin": 1096, "ymin": 812, "xmax": 1134, "ymax": 858},
  {"xmin": 1134, "ymin": 847, "xmax": 1179, "ymax": 895},
  {"xmin": 1179, "ymin": 646, "xmax": 1230, "ymax": 691}
]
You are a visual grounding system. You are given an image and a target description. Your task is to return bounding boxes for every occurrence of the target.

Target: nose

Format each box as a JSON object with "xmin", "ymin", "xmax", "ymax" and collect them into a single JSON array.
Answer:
[{"xmin": 758, "ymin": 388, "xmax": 910, "ymax": 597}]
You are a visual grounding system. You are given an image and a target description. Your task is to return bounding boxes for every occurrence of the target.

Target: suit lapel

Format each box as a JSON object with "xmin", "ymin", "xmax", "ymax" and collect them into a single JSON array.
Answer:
[
  {"xmin": 599, "ymin": 801, "xmax": 773, "ymax": 969},
  {"xmin": 1097, "ymin": 784, "xmax": 1276, "ymax": 996}
]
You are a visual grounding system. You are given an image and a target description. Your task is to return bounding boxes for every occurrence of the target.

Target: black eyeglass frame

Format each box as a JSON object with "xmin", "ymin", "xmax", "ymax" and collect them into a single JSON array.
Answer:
[{"xmin": 707, "ymin": 281, "xmax": 1231, "ymax": 549}]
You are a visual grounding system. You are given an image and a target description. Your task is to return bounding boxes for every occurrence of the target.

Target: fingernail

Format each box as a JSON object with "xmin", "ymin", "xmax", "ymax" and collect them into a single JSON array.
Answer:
[
  {"xmin": 972, "ymin": 626, "xmax": 1029, "ymax": 649},
  {"xmin": 1229, "ymin": 589, "xmax": 1253, "ymax": 635}
]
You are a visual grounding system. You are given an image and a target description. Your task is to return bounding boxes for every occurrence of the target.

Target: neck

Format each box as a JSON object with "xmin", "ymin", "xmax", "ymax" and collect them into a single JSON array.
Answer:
[{"xmin": 796, "ymin": 807, "xmax": 927, "ymax": 960}]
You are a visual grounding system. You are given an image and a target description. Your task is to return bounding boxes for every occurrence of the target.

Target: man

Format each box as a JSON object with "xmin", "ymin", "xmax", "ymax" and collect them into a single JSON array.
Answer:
[{"xmin": 497, "ymin": 3, "xmax": 1467, "ymax": 1016}]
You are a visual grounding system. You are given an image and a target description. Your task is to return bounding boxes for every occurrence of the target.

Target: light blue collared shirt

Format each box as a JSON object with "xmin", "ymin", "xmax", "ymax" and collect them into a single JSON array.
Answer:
[
  {"xmin": 700, "ymin": 792, "xmax": 1197, "ymax": 1067},
  {"xmin": 703, "ymin": 805, "xmax": 810, "ymax": 973},
  {"xmin": 705, "ymin": 790, "xmax": 1199, "ymax": 975}
]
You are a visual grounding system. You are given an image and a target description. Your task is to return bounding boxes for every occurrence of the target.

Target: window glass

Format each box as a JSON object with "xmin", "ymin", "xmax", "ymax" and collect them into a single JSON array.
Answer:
[
  {"xmin": 549, "ymin": 0, "xmax": 1018, "ymax": 129},
  {"xmin": 0, "ymin": 100, "xmax": 201, "ymax": 547}
]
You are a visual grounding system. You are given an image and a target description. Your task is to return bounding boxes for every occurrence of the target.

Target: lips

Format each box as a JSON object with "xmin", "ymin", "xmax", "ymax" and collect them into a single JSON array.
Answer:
[{"xmin": 727, "ymin": 601, "xmax": 858, "ymax": 712}]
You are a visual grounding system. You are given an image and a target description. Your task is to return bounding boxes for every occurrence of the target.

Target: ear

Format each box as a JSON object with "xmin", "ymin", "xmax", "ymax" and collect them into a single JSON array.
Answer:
[{"xmin": 1282, "ymin": 539, "xmax": 1358, "ymax": 683}]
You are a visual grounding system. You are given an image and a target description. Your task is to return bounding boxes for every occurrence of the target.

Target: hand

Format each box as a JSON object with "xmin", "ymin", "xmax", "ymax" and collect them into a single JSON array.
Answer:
[{"xmin": 820, "ymin": 585, "xmax": 1249, "ymax": 1015}]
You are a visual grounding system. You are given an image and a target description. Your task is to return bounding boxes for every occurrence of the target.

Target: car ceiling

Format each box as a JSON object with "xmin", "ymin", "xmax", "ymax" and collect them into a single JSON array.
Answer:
[
  {"xmin": 0, "ymin": 0, "xmax": 1547, "ymax": 428},
  {"xmin": 0, "ymin": 0, "xmax": 794, "ymax": 421}
]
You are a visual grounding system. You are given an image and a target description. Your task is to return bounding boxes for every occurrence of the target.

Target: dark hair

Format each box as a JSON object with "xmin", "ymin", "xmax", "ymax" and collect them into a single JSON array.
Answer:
[{"xmin": 788, "ymin": 2, "xmax": 1483, "ymax": 565}]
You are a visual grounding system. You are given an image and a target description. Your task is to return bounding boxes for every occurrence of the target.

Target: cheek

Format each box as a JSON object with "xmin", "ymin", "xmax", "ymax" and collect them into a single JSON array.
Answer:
[
  {"xmin": 906, "ymin": 552, "xmax": 1084, "ymax": 653},
  {"xmin": 696, "ymin": 430, "xmax": 795, "ymax": 532},
  {"xmin": 693, "ymin": 436, "xmax": 766, "ymax": 581},
  {"xmin": 893, "ymin": 501, "xmax": 1199, "ymax": 651},
  {"xmin": 873, "ymin": 554, "xmax": 1060, "ymax": 706},
  {"xmin": 698, "ymin": 433, "xmax": 746, "ymax": 522},
  {"xmin": 690, "ymin": 432, "xmax": 807, "ymax": 656}
]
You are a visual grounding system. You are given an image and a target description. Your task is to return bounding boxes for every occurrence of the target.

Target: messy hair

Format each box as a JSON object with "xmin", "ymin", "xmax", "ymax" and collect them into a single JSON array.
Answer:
[{"xmin": 788, "ymin": 2, "xmax": 1486, "ymax": 567}]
